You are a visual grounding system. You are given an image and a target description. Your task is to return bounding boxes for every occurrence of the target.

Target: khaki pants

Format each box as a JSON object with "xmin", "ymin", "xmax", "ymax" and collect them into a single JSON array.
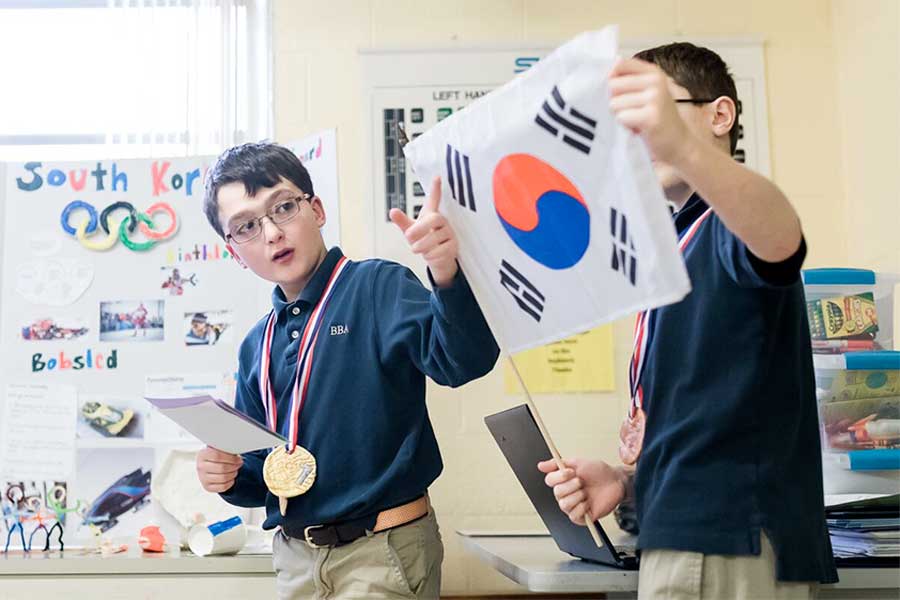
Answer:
[
  {"xmin": 638, "ymin": 532, "xmax": 816, "ymax": 600},
  {"xmin": 272, "ymin": 510, "xmax": 443, "ymax": 599}
]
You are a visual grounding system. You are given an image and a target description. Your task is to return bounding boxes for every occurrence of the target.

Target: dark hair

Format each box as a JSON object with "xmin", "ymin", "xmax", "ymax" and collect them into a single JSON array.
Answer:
[
  {"xmin": 635, "ymin": 42, "xmax": 740, "ymax": 154},
  {"xmin": 203, "ymin": 142, "xmax": 314, "ymax": 238}
]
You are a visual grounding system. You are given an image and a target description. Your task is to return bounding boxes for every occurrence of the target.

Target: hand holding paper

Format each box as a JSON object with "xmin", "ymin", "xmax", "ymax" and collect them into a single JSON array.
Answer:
[{"xmin": 196, "ymin": 446, "xmax": 244, "ymax": 494}]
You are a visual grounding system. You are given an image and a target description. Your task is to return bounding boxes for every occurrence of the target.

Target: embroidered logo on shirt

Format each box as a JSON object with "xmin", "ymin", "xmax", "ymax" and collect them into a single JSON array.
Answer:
[{"xmin": 329, "ymin": 324, "xmax": 350, "ymax": 336}]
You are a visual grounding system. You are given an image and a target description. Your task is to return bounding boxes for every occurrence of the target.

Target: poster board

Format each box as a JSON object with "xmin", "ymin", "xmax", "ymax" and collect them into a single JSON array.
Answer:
[
  {"xmin": 0, "ymin": 144, "xmax": 340, "ymax": 549},
  {"xmin": 287, "ymin": 128, "xmax": 341, "ymax": 250}
]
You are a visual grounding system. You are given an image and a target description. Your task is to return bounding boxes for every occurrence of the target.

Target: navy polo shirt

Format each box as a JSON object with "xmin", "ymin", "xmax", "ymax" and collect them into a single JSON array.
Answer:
[
  {"xmin": 634, "ymin": 195, "xmax": 838, "ymax": 583},
  {"xmin": 220, "ymin": 247, "xmax": 499, "ymax": 533}
]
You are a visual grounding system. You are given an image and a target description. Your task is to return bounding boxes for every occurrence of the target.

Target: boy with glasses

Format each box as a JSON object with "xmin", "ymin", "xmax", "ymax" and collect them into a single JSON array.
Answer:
[
  {"xmin": 195, "ymin": 142, "xmax": 498, "ymax": 599},
  {"xmin": 540, "ymin": 43, "xmax": 838, "ymax": 598}
]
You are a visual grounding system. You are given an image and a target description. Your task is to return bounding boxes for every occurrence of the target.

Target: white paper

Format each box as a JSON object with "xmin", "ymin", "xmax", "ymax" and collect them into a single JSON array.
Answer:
[
  {"xmin": 1, "ymin": 383, "xmax": 77, "ymax": 479},
  {"xmin": 14, "ymin": 258, "xmax": 93, "ymax": 306},
  {"xmin": 825, "ymin": 493, "xmax": 898, "ymax": 508},
  {"xmin": 144, "ymin": 373, "xmax": 236, "ymax": 443},
  {"xmin": 145, "ymin": 395, "xmax": 285, "ymax": 454}
]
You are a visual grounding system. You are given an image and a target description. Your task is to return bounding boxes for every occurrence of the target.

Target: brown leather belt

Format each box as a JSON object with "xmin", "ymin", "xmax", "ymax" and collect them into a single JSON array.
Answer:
[
  {"xmin": 373, "ymin": 494, "xmax": 429, "ymax": 532},
  {"xmin": 290, "ymin": 495, "xmax": 429, "ymax": 549}
]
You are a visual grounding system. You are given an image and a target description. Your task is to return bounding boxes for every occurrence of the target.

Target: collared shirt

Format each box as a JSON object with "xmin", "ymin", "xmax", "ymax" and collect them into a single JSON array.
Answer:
[
  {"xmin": 634, "ymin": 195, "xmax": 838, "ymax": 583},
  {"xmin": 221, "ymin": 247, "xmax": 499, "ymax": 532}
]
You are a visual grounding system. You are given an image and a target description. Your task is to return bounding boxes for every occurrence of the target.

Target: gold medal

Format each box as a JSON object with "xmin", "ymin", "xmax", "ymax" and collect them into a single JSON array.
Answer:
[
  {"xmin": 618, "ymin": 408, "xmax": 646, "ymax": 466},
  {"xmin": 264, "ymin": 445, "xmax": 317, "ymax": 516}
]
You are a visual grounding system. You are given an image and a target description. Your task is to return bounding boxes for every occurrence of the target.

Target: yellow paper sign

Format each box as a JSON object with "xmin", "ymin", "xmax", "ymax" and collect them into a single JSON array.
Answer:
[{"xmin": 504, "ymin": 325, "xmax": 615, "ymax": 394}]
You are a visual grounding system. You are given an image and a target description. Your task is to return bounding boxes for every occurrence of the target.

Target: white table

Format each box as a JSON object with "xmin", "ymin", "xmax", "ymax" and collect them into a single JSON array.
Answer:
[
  {"xmin": 0, "ymin": 549, "xmax": 275, "ymax": 599},
  {"xmin": 459, "ymin": 532, "xmax": 900, "ymax": 599}
]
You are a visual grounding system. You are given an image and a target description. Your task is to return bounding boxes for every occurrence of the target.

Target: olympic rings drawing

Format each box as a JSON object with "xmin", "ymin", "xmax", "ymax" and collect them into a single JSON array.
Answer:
[
  {"xmin": 60, "ymin": 200, "xmax": 97, "ymax": 236},
  {"xmin": 120, "ymin": 213, "xmax": 157, "ymax": 252},
  {"xmin": 76, "ymin": 218, "xmax": 118, "ymax": 251},
  {"xmin": 60, "ymin": 200, "xmax": 178, "ymax": 252},
  {"xmin": 138, "ymin": 202, "xmax": 179, "ymax": 240},
  {"xmin": 100, "ymin": 201, "xmax": 138, "ymax": 234}
]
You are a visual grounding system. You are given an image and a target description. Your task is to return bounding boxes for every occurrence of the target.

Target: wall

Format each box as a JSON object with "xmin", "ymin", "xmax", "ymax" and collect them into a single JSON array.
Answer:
[
  {"xmin": 271, "ymin": 0, "xmax": 892, "ymax": 594},
  {"xmin": 832, "ymin": 0, "xmax": 900, "ymax": 273}
]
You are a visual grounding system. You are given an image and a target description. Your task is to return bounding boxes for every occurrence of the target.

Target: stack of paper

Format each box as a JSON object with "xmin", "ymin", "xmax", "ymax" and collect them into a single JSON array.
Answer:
[
  {"xmin": 825, "ymin": 494, "xmax": 900, "ymax": 565},
  {"xmin": 145, "ymin": 395, "xmax": 285, "ymax": 454}
]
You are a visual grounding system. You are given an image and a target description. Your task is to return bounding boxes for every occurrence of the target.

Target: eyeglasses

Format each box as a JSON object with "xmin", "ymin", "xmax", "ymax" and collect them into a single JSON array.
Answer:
[
  {"xmin": 674, "ymin": 98, "xmax": 716, "ymax": 104},
  {"xmin": 225, "ymin": 193, "xmax": 311, "ymax": 244}
]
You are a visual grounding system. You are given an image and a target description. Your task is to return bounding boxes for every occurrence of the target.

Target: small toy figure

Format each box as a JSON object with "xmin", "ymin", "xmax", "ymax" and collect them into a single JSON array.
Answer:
[
  {"xmin": 25, "ymin": 505, "xmax": 52, "ymax": 552},
  {"xmin": 45, "ymin": 485, "xmax": 80, "ymax": 552},
  {"xmin": 2, "ymin": 503, "xmax": 26, "ymax": 553}
]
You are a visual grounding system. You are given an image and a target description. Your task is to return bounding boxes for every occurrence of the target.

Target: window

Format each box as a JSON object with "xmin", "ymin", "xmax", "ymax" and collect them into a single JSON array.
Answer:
[{"xmin": 0, "ymin": 0, "xmax": 272, "ymax": 160}]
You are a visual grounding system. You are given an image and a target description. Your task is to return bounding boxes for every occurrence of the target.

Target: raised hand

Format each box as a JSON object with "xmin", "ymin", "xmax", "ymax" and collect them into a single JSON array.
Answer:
[
  {"xmin": 390, "ymin": 177, "xmax": 459, "ymax": 288},
  {"xmin": 608, "ymin": 57, "xmax": 689, "ymax": 166}
]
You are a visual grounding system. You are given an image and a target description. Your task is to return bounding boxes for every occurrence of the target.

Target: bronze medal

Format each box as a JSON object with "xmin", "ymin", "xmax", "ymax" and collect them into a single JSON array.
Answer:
[
  {"xmin": 264, "ymin": 445, "xmax": 317, "ymax": 516},
  {"xmin": 618, "ymin": 407, "xmax": 646, "ymax": 466}
]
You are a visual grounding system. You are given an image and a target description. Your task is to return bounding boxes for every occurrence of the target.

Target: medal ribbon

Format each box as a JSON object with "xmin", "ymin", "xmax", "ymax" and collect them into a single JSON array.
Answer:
[
  {"xmin": 628, "ymin": 207, "xmax": 713, "ymax": 417},
  {"xmin": 258, "ymin": 256, "xmax": 350, "ymax": 450}
]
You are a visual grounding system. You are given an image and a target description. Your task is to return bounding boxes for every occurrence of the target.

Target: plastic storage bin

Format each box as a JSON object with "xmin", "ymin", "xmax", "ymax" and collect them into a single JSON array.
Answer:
[
  {"xmin": 803, "ymin": 268, "xmax": 899, "ymax": 353},
  {"xmin": 804, "ymin": 269, "xmax": 900, "ymax": 492},
  {"xmin": 814, "ymin": 351, "xmax": 900, "ymax": 402},
  {"xmin": 815, "ymin": 351, "xmax": 900, "ymax": 473}
]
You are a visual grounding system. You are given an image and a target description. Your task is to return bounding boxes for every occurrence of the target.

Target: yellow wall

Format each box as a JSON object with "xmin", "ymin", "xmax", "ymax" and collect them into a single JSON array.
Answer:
[
  {"xmin": 832, "ymin": 0, "xmax": 900, "ymax": 273},
  {"xmin": 272, "ymin": 0, "xmax": 897, "ymax": 594}
]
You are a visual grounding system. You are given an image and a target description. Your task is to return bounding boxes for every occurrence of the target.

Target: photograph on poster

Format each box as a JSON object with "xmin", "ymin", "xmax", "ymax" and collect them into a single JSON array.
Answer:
[
  {"xmin": 160, "ymin": 267, "xmax": 198, "ymax": 296},
  {"xmin": 70, "ymin": 448, "xmax": 153, "ymax": 542},
  {"xmin": 20, "ymin": 317, "xmax": 89, "ymax": 341},
  {"xmin": 99, "ymin": 300, "xmax": 164, "ymax": 342},
  {"xmin": 77, "ymin": 396, "xmax": 145, "ymax": 439},
  {"xmin": 183, "ymin": 310, "xmax": 232, "ymax": 346}
]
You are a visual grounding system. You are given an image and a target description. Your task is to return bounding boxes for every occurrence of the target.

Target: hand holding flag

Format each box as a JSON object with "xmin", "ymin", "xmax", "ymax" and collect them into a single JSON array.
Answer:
[
  {"xmin": 608, "ymin": 58, "xmax": 690, "ymax": 166},
  {"xmin": 389, "ymin": 177, "xmax": 460, "ymax": 288},
  {"xmin": 538, "ymin": 457, "xmax": 628, "ymax": 525}
]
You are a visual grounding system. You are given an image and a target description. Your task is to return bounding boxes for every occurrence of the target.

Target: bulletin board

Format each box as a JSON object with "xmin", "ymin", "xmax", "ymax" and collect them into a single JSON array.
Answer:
[{"xmin": 0, "ymin": 141, "xmax": 340, "ymax": 550}]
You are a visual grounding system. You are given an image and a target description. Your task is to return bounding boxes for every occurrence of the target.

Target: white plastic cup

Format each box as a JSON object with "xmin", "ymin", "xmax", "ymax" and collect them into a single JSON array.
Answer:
[{"xmin": 188, "ymin": 516, "xmax": 247, "ymax": 556}]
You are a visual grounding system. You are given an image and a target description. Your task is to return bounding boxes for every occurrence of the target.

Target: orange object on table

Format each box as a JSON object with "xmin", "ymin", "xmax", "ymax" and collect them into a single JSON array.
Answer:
[{"xmin": 138, "ymin": 525, "xmax": 165, "ymax": 552}]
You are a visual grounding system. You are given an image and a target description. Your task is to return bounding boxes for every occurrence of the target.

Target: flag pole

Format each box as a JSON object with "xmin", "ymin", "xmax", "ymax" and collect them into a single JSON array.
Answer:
[{"xmin": 506, "ymin": 354, "xmax": 605, "ymax": 549}]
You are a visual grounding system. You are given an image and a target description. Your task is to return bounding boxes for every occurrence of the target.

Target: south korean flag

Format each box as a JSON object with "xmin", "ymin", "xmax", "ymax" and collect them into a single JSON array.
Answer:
[{"xmin": 403, "ymin": 27, "xmax": 691, "ymax": 353}]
